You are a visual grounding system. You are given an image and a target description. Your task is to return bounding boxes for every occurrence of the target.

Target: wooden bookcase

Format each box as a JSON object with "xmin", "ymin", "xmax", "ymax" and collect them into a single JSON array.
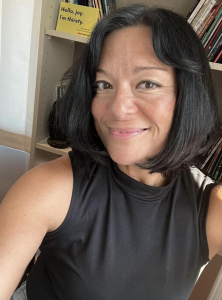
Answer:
[
  {"xmin": 29, "ymin": 0, "xmax": 222, "ymax": 168},
  {"xmin": 29, "ymin": 0, "xmax": 222, "ymax": 299},
  {"xmin": 29, "ymin": 0, "xmax": 89, "ymax": 167}
]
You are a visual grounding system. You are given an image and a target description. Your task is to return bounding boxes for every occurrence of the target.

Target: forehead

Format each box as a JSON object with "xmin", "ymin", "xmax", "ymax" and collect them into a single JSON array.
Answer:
[
  {"xmin": 104, "ymin": 25, "xmax": 152, "ymax": 41},
  {"xmin": 99, "ymin": 26, "xmax": 172, "ymax": 72}
]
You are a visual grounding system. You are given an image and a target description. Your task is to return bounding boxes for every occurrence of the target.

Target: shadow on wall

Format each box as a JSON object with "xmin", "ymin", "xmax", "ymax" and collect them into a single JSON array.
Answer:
[{"xmin": 0, "ymin": 145, "xmax": 30, "ymax": 203}]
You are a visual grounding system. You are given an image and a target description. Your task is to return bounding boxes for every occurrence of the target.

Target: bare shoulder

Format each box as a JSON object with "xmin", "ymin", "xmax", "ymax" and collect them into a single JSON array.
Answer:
[
  {"xmin": 0, "ymin": 155, "xmax": 73, "ymax": 299},
  {"xmin": 1, "ymin": 154, "xmax": 73, "ymax": 232},
  {"xmin": 206, "ymin": 185, "xmax": 222, "ymax": 259}
]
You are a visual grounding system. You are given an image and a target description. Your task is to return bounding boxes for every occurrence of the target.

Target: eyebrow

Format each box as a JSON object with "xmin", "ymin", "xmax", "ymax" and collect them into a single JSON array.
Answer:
[
  {"xmin": 134, "ymin": 66, "xmax": 168, "ymax": 73},
  {"xmin": 96, "ymin": 66, "xmax": 169, "ymax": 75},
  {"xmin": 96, "ymin": 68, "xmax": 107, "ymax": 75}
]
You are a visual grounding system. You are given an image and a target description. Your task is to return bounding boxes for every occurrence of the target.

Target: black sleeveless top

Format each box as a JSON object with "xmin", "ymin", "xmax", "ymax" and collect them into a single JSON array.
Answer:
[{"xmin": 26, "ymin": 151, "xmax": 215, "ymax": 300}]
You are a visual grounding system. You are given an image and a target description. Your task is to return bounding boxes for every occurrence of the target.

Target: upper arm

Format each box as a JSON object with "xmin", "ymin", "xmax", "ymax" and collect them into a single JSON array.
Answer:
[
  {"xmin": 0, "ymin": 155, "xmax": 73, "ymax": 300},
  {"xmin": 206, "ymin": 185, "xmax": 222, "ymax": 259}
]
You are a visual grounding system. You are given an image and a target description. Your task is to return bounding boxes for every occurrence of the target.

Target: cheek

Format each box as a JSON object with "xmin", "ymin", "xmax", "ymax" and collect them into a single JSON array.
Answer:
[
  {"xmin": 165, "ymin": 98, "xmax": 176, "ymax": 120},
  {"xmin": 149, "ymin": 96, "xmax": 176, "ymax": 129},
  {"xmin": 158, "ymin": 101, "xmax": 175, "ymax": 119}
]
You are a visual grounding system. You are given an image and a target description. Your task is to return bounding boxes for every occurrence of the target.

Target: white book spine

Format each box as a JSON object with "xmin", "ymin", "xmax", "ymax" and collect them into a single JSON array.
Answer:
[
  {"xmin": 193, "ymin": 0, "xmax": 217, "ymax": 32},
  {"xmin": 187, "ymin": 0, "xmax": 208, "ymax": 24}
]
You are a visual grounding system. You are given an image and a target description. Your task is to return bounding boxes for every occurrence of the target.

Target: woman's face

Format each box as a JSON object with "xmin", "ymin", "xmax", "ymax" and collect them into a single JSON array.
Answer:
[{"xmin": 91, "ymin": 26, "xmax": 176, "ymax": 167}]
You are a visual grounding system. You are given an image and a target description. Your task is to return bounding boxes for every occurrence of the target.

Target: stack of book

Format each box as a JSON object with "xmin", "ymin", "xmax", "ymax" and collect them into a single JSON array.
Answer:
[
  {"xmin": 200, "ymin": 136, "xmax": 222, "ymax": 181},
  {"xmin": 63, "ymin": 0, "xmax": 116, "ymax": 19},
  {"xmin": 187, "ymin": 0, "xmax": 222, "ymax": 63}
]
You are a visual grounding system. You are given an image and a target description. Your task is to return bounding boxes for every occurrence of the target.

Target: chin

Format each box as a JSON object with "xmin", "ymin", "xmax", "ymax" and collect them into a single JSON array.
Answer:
[
  {"xmin": 102, "ymin": 140, "xmax": 161, "ymax": 166},
  {"xmin": 108, "ymin": 151, "xmax": 146, "ymax": 167}
]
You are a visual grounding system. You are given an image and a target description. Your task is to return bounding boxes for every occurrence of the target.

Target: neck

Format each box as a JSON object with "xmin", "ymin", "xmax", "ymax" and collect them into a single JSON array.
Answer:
[{"xmin": 117, "ymin": 164, "xmax": 170, "ymax": 187}]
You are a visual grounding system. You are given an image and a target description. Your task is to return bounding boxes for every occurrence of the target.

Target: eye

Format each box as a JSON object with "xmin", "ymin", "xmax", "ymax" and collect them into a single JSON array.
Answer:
[
  {"xmin": 92, "ymin": 81, "xmax": 112, "ymax": 91},
  {"xmin": 137, "ymin": 81, "xmax": 160, "ymax": 89}
]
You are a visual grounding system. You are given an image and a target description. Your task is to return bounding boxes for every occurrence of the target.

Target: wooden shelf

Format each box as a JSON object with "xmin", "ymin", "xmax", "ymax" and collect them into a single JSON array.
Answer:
[
  {"xmin": 36, "ymin": 137, "xmax": 71, "ymax": 156},
  {"xmin": 45, "ymin": 28, "xmax": 89, "ymax": 43},
  {"xmin": 210, "ymin": 62, "xmax": 222, "ymax": 71}
]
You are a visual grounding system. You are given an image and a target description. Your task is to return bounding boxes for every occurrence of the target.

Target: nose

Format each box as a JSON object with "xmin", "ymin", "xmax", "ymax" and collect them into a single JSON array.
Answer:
[{"xmin": 109, "ymin": 86, "xmax": 137, "ymax": 120}]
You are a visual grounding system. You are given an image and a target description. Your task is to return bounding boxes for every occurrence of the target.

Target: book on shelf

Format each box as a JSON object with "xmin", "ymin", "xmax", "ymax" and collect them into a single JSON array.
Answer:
[
  {"xmin": 61, "ymin": 0, "xmax": 116, "ymax": 18},
  {"xmin": 94, "ymin": 0, "xmax": 102, "ymax": 18},
  {"xmin": 187, "ymin": 0, "xmax": 207, "ymax": 24},
  {"xmin": 214, "ymin": 155, "xmax": 222, "ymax": 180},
  {"xmin": 200, "ymin": 136, "xmax": 222, "ymax": 169},
  {"xmin": 214, "ymin": 47, "xmax": 222, "ymax": 61},
  {"xmin": 205, "ymin": 21, "xmax": 222, "ymax": 50},
  {"xmin": 98, "ymin": 0, "xmax": 104, "ymax": 17},
  {"xmin": 79, "ymin": 0, "xmax": 88, "ymax": 6},
  {"xmin": 191, "ymin": 0, "xmax": 217, "ymax": 33},
  {"xmin": 186, "ymin": 0, "xmax": 201, "ymax": 20},
  {"xmin": 63, "ymin": 0, "xmax": 76, "ymax": 3},
  {"xmin": 198, "ymin": 2, "xmax": 222, "ymax": 38},
  {"xmin": 101, "ymin": 0, "xmax": 108, "ymax": 15},
  {"xmin": 208, "ymin": 32, "xmax": 222, "ymax": 61},
  {"xmin": 204, "ymin": 17, "xmax": 222, "ymax": 49},
  {"xmin": 211, "ymin": 148, "xmax": 222, "ymax": 176},
  {"xmin": 202, "ymin": 6, "xmax": 222, "ymax": 47},
  {"xmin": 196, "ymin": 2, "xmax": 218, "ymax": 36}
]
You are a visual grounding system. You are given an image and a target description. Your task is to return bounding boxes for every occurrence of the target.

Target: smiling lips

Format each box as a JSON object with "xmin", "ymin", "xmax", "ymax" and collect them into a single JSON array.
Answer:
[{"xmin": 109, "ymin": 128, "xmax": 148, "ymax": 139}]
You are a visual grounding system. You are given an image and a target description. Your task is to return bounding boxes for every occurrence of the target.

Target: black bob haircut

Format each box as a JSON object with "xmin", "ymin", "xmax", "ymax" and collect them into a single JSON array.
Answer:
[{"xmin": 58, "ymin": 4, "xmax": 220, "ymax": 174}]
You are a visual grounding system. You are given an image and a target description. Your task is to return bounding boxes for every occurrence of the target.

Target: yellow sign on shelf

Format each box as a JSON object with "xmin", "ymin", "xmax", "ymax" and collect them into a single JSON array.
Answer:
[{"xmin": 56, "ymin": 3, "xmax": 99, "ymax": 38}]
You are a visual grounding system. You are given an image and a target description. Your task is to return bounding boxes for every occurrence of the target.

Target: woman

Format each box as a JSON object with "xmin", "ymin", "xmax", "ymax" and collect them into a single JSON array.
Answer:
[{"xmin": 2, "ymin": 4, "xmax": 222, "ymax": 300}]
